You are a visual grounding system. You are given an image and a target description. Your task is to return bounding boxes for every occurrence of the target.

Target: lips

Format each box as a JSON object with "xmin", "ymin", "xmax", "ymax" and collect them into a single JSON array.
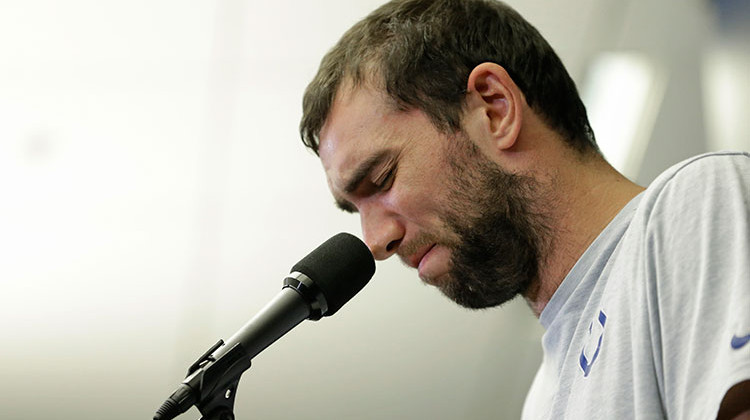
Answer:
[{"xmin": 406, "ymin": 243, "xmax": 435, "ymax": 269}]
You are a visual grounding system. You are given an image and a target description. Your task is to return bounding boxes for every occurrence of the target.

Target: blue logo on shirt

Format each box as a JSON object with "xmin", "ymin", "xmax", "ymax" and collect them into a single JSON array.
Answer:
[
  {"xmin": 580, "ymin": 310, "xmax": 607, "ymax": 377},
  {"xmin": 731, "ymin": 334, "xmax": 750, "ymax": 349}
]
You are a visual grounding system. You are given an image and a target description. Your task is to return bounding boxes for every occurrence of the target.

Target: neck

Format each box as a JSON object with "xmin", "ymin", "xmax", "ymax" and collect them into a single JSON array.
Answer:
[{"xmin": 522, "ymin": 151, "xmax": 645, "ymax": 317}]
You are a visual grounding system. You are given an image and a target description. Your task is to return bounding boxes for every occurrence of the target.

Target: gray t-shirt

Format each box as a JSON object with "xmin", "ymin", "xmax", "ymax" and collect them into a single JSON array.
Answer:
[{"xmin": 522, "ymin": 152, "xmax": 750, "ymax": 419}]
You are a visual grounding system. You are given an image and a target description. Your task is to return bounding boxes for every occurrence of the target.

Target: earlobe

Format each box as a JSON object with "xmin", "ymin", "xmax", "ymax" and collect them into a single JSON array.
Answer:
[{"xmin": 466, "ymin": 62, "xmax": 523, "ymax": 151}]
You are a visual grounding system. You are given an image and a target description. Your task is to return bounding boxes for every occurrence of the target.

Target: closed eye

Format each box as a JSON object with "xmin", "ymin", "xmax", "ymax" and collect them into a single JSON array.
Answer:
[{"xmin": 374, "ymin": 168, "xmax": 395, "ymax": 191}]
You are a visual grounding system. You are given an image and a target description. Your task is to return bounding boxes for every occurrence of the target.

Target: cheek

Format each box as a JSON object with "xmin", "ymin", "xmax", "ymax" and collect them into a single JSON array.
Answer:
[
  {"xmin": 389, "ymin": 142, "xmax": 456, "ymax": 226},
  {"xmin": 389, "ymin": 181, "xmax": 444, "ymax": 225}
]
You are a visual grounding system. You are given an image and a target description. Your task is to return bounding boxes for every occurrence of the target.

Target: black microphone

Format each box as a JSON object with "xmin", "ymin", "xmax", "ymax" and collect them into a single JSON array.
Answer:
[{"xmin": 153, "ymin": 233, "xmax": 375, "ymax": 420}]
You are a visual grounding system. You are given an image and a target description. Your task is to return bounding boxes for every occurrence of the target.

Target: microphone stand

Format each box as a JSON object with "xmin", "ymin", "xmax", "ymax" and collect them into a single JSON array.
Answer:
[
  {"xmin": 196, "ymin": 378, "xmax": 240, "ymax": 420},
  {"xmin": 196, "ymin": 378, "xmax": 239, "ymax": 420},
  {"xmin": 187, "ymin": 340, "xmax": 252, "ymax": 420}
]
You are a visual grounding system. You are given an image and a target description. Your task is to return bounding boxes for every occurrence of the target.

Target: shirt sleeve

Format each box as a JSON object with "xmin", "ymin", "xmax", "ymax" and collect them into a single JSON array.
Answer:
[{"xmin": 644, "ymin": 152, "xmax": 750, "ymax": 420}]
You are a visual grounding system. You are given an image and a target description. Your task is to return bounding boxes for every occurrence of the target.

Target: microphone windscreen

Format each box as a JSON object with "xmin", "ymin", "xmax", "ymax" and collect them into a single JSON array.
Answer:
[{"xmin": 291, "ymin": 233, "xmax": 375, "ymax": 316}]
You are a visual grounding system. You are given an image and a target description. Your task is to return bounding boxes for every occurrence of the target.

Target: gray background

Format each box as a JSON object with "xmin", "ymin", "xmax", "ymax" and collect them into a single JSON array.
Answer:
[{"xmin": 0, "ymin": 0, "xmax": 747, "ymax": 418}]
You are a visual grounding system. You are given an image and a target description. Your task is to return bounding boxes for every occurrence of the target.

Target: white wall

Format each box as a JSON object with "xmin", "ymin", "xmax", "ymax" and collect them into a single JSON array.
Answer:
[{"xmin": 0, "ymin": 1, "xmax": 745, "ymax": 419}]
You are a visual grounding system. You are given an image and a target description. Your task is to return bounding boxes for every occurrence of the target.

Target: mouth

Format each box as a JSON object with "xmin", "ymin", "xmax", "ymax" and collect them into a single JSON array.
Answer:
[{"xmin": 405, "ymin": 243, "xmax": 435, "ymax": 270}]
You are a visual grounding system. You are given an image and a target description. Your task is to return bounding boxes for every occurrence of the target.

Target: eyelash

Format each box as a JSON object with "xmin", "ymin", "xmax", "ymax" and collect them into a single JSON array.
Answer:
[{"xmin": 376, "ymin": 168, "xmax": 395, "ymax": 191}]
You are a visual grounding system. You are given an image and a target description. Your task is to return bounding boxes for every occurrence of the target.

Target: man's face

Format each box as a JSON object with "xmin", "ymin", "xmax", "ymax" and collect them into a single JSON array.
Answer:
[{"xmin": 319, "ymin": 85, "xmax": 547, "ymax": 308}]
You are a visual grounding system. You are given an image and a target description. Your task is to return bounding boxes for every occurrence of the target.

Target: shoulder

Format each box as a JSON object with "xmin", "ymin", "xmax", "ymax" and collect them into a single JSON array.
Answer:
[
  {"xmin": 618, "ymin": 152, "xmax": 749, "ymax": 330},
  {"xmin": 624, "ymin": 152, "xmax": 750, "ymax": 419},
  {"xmin": 646, "ymin": 151, "xmax": 749, "ymax": 196},
  {"xmin": 636, "ymin": 151, "xmax": 750, "ymax": 223}
]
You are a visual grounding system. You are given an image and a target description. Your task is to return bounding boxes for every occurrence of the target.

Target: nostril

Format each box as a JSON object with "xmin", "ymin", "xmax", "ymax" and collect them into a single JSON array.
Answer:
[{"xmin": 386, "ymin": 239, "xmax": 401, "ymax": 253}]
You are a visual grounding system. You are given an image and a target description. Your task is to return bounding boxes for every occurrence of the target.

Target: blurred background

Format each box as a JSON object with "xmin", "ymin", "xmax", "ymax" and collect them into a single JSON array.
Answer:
[{"xmin": 0, "ymin": 0, "xmax": 747, "ymax": 418}]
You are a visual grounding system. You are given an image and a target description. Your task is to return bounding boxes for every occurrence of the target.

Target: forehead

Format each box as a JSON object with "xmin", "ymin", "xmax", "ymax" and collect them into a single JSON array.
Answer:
[
  {"xmin": 317, "ymin": 82, "xmax": 450, "ymax": 204},
  {"xmin": 318, "ymin": 84, "xmax": 395, "ymax": 173},
  {"xmin": 318, "ymin": 82, "xmax": 447, "ymax": 165}
]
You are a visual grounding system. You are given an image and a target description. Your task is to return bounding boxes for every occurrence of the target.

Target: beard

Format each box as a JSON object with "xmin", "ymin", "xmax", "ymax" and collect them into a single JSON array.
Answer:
[{"xmin": 432, "ymin": 136, "xmax": 551, "ymax": 309}]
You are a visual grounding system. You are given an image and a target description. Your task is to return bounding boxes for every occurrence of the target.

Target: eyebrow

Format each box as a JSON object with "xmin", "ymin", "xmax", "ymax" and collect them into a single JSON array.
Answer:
[{"xmin": 334, "ymin": 150, "xmax": 392, "ymax": 212}]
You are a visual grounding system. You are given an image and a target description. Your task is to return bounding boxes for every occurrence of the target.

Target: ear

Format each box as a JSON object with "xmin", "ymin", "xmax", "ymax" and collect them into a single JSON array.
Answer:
[{"xmin": 465, "ymin": 62, "xmax": 523, "ymax": 151}]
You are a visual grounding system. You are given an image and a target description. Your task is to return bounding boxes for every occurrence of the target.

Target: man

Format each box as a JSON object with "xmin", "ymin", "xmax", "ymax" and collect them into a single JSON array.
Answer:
[{"xmin": 298, "ymin": 0, "xmax": 750, "ymax": 418}]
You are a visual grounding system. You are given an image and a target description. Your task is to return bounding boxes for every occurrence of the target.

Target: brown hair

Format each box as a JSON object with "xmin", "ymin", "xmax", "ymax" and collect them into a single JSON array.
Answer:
[{"xmin": 300, "ymin": 0, "xmax": 597, "ymax": 155}]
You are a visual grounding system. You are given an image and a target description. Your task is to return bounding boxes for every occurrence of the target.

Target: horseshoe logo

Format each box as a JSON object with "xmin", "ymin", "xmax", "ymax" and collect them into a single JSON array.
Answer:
[{"xmin": 579, "ymin": 310, "xmax": 607, "ymax": 377}]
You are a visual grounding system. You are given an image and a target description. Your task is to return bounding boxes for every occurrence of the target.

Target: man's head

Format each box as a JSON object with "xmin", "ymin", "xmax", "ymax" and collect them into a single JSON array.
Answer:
[
  {"xmin": 300, "ymin": 0, "xmax": 596, "ymax": 156},
  {"xmin": 301, "ymin": 0, "xmax": 598, "ymax": 309},
  {"xmin": 315, "ymin": 81, "xmax": 552, "ymax": 309}
]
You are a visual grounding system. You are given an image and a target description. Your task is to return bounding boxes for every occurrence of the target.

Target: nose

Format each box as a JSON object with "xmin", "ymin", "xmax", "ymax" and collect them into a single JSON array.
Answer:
[{"xmin": 359, "ymin": 203, "xmax": 404, "ymax": 261}]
